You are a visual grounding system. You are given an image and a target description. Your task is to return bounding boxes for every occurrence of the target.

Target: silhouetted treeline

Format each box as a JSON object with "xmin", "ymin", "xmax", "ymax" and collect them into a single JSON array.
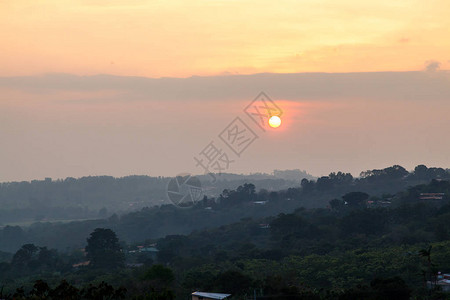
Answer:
[
  {"xmin": 0, "ymin": 165, "xmax": 446, "ymax": 226},
  {"xmin": 0, "ymin": 172, "xmax": 311, "ymax": 225},
  {"xmin": 0, "ymin": 165, "xmax": 448, "ymax": 253}
]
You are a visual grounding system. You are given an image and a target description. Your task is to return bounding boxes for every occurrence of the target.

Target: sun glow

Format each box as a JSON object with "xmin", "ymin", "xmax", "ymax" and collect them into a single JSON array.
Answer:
[{"xmin": 268, "ymin": 115, "xmax": 281, "ymax": 128}]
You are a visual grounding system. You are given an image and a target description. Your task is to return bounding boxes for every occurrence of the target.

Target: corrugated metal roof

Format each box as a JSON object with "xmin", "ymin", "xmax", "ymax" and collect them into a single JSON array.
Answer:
[{"xmin": 192, "ymin": 292, "xmax": 231, "ymax": 299}]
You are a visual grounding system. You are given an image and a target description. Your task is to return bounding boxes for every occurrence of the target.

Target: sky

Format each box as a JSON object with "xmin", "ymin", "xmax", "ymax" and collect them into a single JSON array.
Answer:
[{"xmin": 0, "ymin": 0, "xmax": 449, "ymax": 182}]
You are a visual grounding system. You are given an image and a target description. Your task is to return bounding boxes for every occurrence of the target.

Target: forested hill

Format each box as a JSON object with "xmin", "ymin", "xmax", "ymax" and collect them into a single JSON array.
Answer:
[
  {"xmin": 0, "ymin": 165, "xmax": 447, "ymax": 227},
  {"xmin": 0, "ymin": 170, "xmax": 311, "ymax": 225},
  {"xmin": 0, "ymin": 164, "xmax": 448, "ymax": 252},
  {"xmin": 0, "ymin": 177, "xmax": 449, "ymax": 299},
  {"xmin": 151, "ymin": 179, "xmax": 450, "ymax": 299}
]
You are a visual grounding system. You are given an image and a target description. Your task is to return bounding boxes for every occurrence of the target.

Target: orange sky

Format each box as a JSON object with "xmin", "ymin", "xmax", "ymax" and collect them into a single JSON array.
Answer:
[
  {"xmin": 1, "ymin": 0, "xmax": 450, "ymax": 77},
  {"xmin": 1, "ymin": 1, "xmax": 450, "ymax": 182},
  {"xmin": 1, "ymin": 72, "xmax": 449, "ymax": 182}
]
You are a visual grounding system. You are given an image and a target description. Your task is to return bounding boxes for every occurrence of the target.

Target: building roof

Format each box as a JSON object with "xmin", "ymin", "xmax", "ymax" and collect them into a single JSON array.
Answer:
[
  {"xmin": 438, "ymin": 279, "xmax": 450, "ymax": 285},
  {"xmin": 72, "ymin": 261, "xmax": 90, "ymax": 268},
  {"xmin": 140, "ymin": 247, "xmax": 159, "ymax": 252},
  {"xmin": 192, "ymin": 292, "xmax": 231, "ymax": 299}
]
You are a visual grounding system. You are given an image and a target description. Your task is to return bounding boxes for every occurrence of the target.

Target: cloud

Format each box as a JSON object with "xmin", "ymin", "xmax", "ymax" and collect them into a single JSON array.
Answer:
[
  {"xmin": 425, "ymin": 60, "xmax": 441, "ymax": 72},
  {"xmin": 1, "ymin": 71, "xmax": 450, "ymax": 104}
]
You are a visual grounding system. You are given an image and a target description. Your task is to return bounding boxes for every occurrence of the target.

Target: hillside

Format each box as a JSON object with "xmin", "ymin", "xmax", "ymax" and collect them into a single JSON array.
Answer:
[
  {"xmin": 0, "ymin": 170, "xmax": 312, "ymax": 226},
  {"xmin": 0, "ymin": 178, "xmax": 449, "ymax": 299},
  {"xmin": 0, "ymin": 164, "xmax": 447, "ymax": 253}
]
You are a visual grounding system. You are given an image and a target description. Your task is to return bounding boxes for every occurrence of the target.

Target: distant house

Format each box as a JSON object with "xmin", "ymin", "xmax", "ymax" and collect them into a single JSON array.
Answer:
[
  {"xmin": 133, "ymin": 246, "xmax": 159, "ymax": 259},
  {"xmin": 420, "ymin": 193, "xmax": 445, "ymax": 200},
  {"xmin": 378, "ymin": 200, "xmax": 392, "ymax": 207},
  {"xmin": 72, "ymin": 261, "xmax": 90, "ymax": 268},
  {"xmin": 428, "ymin": 279, "xmax": 450, "ymax": 292},
  {"xmin": 191, "ymin": 292, "xmax": 231, "ymax": 300},
  {"xmin": 428, "ymin": 273, "xmax": 450, "ymax": 292},
  {"xmin": 139, "ymin": 246, "xmax": 159, "ymax": 253},
  {"xmin": 253, "ymin": 201, "xmax": 267, "ymax": 205}
]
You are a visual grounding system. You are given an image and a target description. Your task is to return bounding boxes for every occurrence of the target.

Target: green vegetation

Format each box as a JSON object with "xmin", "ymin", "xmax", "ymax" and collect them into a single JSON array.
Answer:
[
  {"xmin": 0, "ymin": 165, "xmax": 449, "ymax": 299},
  {"xmin": 1, "ymin": 165, "xmax": 448, "ymax": 253},
  {"xmin": 85, "ymin": 228, "xmax": 125, "ymax": 270},
  {"xmin": 0, "ymin": 173, "xmax": 309, "ymax": 226}
]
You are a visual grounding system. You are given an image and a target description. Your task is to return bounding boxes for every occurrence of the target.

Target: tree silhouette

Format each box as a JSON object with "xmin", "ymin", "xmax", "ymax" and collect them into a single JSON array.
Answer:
[
  {"xmin": 342, "ymin": 192, "xmax": 369, "ymax": 208},
  {"xmin": 419, "ymin": 245, "xmax": 437, "ymax": 290},
  {"xmin": 85, "ymin": 228, "xmax": 125, "ymax": 269},
  {"xmin": 11, "ymin": 244, "xmax": 39, "ymax": 271}
]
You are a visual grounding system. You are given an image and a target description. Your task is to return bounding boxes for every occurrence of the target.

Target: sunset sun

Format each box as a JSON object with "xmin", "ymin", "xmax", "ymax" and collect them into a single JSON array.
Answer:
[{"xmin": 268, "ymin": 115, "xmax": 281, "ymax": 128}]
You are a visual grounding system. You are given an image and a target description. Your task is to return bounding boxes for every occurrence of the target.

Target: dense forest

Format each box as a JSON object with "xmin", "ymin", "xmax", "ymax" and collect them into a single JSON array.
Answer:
[
  {"xmin": 0, "ymin": 165, "xmax": 447, "ymax": 252},
  {"xmin": 0, "ymin": 164, "xmax": 449, "ymax": 299},
  {"xmin": 0, "ymin": 170, "xmax": 312, "ymax": 225}
]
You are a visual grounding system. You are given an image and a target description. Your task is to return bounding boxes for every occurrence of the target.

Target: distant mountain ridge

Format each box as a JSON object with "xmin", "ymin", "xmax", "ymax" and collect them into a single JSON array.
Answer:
[{"xmin": 0, "ymin": 170, "xmax": 313, "ymax": 226}]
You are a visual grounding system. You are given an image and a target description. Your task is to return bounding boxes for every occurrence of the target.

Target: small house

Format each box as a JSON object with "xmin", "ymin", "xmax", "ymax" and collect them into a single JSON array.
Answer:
[{"xmin": 191, "ymin": 292, "xmax": 231, "ymax": 300}]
